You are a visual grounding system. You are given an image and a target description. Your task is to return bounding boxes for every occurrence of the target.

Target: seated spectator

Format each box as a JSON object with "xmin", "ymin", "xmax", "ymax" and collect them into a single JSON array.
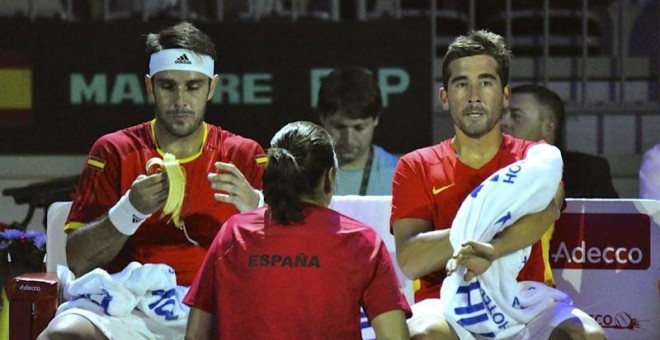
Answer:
[
  {"xmin": 184, "ymin": 121, "xmax": 411, "ymax": 339},
  {"xmin": 501, "ymin": 84, "xmax": 619, "ymax": 198},
  {"xmin": 640, "ymin": 143, "xmax": 660, "ymax": 199},
  {"xmin": 318, "ymin": 66, "xmax": 399, "ymax": 195}
]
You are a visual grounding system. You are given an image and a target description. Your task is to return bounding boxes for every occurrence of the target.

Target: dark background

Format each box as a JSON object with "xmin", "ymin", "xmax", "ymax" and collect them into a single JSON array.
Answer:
[{"xmin": 0, "ymin": 19, "xmax": 432, "ymax": 154}]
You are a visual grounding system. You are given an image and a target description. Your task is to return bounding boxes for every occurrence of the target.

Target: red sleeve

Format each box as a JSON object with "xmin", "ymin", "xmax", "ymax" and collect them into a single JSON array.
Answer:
[
  {"xmin": 66, "ymin": 135, "xmax": 123, "ymax": 231},
  {"xmin": 390, "ymin": 153, "xmax": 434, "ymax": 227},
  {"xmin": 224, "ymin": 136, "xmax": 265, "ymax": 191},
  {"xmin": 361, "ymin": 237, "xmax": 412, "ymax": 320}
]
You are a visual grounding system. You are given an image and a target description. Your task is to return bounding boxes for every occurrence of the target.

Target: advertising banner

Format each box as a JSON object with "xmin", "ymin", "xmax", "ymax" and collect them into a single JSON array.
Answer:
[
  {"xmin": 551, "ymin": 199, "xmax": 660, "ymax": 340},
  {"xmin": 0, "ymin": 20, "xmax": 432, "ymax": 155}
]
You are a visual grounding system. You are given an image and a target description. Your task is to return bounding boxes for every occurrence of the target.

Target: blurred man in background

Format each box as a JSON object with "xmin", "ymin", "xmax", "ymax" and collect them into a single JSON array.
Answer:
[
  {"xmin": 318, "ymin": 66, "xmax": 398, "ymax": 196},
  {"xmin": 501, "ymin": 84, "xmax": 619, "ymax": 198}
]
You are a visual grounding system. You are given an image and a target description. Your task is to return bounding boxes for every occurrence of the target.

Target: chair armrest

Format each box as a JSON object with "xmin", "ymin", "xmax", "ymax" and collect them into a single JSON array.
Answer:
[{"xmin": 7, "ymin": 272, "xmax": 59, "ymax": 339}]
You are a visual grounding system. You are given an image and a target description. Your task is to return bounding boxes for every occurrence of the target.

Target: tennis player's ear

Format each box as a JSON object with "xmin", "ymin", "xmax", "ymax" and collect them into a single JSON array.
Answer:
[
  {"xmin": 207, "ymin": 75, "xmax": 219, "ymax": 101},
  {"xmin": 502, "ymin": 85, "xmax": 511, "ymax": 109},
  {"xmin": 145, "ymin": 74, "xmax": 154, "ymax": 100},
  {"xmin": 324, "ymin": 167, "xmax": 336, "ymax": 196},
  {"xmin": 439, "ymin": 87, "xmax": 449, "ymax": 111}
]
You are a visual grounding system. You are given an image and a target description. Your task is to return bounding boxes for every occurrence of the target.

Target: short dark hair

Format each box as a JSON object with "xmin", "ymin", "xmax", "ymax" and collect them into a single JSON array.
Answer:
[
  {"xmin": 512, "ymin": 84, "xmax": 566, "ymax": 148},
  {"xmin": 145, "ymin": 22, "xmax": 217, "ymax": 60},
  {"xmin": 264, "ymin": 121, "xmax": 336, "ymax": 225},
  {"xmin": 442, "ymin": 30, "xmax": 512, "ymax": 88},
  {"xmin": 317, "ymin": 66, "xmax": 382, "ymax": 120}
]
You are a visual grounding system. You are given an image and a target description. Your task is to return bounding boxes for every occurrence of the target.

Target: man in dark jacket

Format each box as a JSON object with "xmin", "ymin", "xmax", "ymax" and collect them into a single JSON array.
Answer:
[{"xmin": 501, "ymin": 84, "xmax": 619, "ymax": 198}]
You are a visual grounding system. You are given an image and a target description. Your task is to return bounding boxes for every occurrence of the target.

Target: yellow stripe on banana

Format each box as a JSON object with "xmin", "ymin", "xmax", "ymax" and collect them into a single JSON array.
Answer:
[{"xmin": 146, "ymin": 153, "xmax": 186, "ymax": 229}]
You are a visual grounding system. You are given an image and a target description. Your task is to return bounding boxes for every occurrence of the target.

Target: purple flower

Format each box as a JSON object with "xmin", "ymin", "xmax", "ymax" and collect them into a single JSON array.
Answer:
[
  {"xmin": 0, "ymin": 228, "xmax": 47, "ymax": 252},
  {"xmin": 1, "ymin": 229, "xmax": 24, "ymax": 240},
  {"xmin": 25, "ymin": 230, "xmax": 47, "ymax": 249}
]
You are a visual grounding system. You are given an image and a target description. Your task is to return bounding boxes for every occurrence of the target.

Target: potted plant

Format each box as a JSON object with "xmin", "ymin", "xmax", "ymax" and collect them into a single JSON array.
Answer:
[{"xmin": 0, "ymin": 226, "xmax": 47, "ymax": 279}]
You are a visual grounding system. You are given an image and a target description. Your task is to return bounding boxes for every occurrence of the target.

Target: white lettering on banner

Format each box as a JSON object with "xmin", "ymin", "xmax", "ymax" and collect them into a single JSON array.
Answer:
[
  {"xmin": 110, "ymin": 73, "xmax": 145, "ymax": 104},
  {"xmin": 19, "ymin": 284, "xmax": 41, "ymax": 292},
  {"xmin": 243, "ymin": 74, "xmax": 272, "ymax": 104},
  {"xmin": 309, "ymin": 67, "xmax": 411, "ymax": 107},
  {"xmin": 309, "ymin": 68, "xmax": 334, "ymax": 107},
  {"xmin": 212, "ymin": 73, "xmax": 273, "ymax": 105},
  {"xmin": 551, "ymin": 241, "xmax": 643, "ymax": 264},
  {"xmin": 70, "ymin": 73, "xmax": 273, "ymax": 105},
  {"xmin": 71, "ymin": 73, "xmax": 107, "ymax": 104},
  {"xmin": 590, "ymin": 312, "xmax": 642, "ymax": 330},
  {"xmin": 71, "ymin": 73, "xmax": 151, "ymax": 105},
  {"xmin": 378, "ymin": 68, "xmax": 410, "ymax": 107}
]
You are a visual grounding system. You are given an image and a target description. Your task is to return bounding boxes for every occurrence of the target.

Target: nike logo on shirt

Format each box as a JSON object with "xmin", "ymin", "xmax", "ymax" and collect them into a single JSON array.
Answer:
[{"xmin": 432, "ymin": 183, "xmax": 455, "ymax": 195}]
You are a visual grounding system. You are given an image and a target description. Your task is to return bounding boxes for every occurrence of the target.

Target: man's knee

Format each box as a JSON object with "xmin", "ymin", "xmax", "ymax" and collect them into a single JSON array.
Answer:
[
  {"xmin": 551, "ymin": 315, "xmax": 607, "ymax": 340},
  {"xmin": 38, "ymin": 314, "xmax": 105, "ymax": 340},
  {"xmin": 407, "ymin": 299, "xmax": 458, "ymax": 340},
  {"xmin": 410, "ymin": 327, "xmax": 449, "ymax": 340},
  {"xmin": 408, "ymin": 314, "xmax": 458, "ymax": 340}
]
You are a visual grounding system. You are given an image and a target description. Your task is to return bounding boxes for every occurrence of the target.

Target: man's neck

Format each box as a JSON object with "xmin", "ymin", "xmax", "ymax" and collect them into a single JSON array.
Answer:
[
  {"xmin": 452, "ymin": 129, "xmax": 503, "ymax": 169},
  {"xmin": 154, "ymin": 123, "xmax": 205, "ymax": 159},
  {"xmin": 339, "ymin": 145, "xmax": 373, "ymax": 170}
]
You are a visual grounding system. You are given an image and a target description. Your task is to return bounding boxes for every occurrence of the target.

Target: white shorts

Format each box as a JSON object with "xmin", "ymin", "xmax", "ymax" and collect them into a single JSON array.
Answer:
[
  {"xmin": 54, "ymin": 307, "xmax": 186, "ymax": 340},
  {"xmin": 408, "ymin": 298, "xmax": 592, "ymax": 340}
]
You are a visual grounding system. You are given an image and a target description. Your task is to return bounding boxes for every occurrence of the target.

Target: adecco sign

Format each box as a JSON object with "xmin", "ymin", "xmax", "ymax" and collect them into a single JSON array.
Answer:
[
  {"xmin": 550, "ymin": 212, "xmax": 650, "ymax": 270},
  {"xmin": 550, "ymin": 199, "xmax": 660, "ymax": 340}
]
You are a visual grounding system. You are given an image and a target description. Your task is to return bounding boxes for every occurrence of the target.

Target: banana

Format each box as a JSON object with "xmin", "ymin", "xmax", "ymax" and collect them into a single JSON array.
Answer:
[{"xmin": 146, "ymin": 153, "xmax": 186, "ymax": 229}]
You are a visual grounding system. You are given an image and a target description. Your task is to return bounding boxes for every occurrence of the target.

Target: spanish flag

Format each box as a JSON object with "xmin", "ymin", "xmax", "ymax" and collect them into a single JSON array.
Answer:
[
  {"xmin": 0, "ymin": 51, "xmax": 32, "ymax": 128},
  {"xmin": 254, "ymin": 154, "xmax": 268, "ymax": 165}
]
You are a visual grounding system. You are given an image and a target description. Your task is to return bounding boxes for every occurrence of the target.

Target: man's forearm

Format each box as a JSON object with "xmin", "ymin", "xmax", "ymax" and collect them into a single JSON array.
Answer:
[
  {"xmin": 397, "ymin": 228, "xmax": 453, "ymax": 280},
  {"xmin": 66, "ymin": 216, "xmax": 129, "ymax": 277},
  {"xmin": 490, "ymin": 199, "xmax": 559, "ymax": 259}
]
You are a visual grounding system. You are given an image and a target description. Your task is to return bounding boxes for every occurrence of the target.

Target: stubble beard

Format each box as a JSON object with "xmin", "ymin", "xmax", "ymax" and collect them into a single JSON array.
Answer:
[{"xmin": 156, "ymin": 110, "xmax": 204, "ymax": 139}]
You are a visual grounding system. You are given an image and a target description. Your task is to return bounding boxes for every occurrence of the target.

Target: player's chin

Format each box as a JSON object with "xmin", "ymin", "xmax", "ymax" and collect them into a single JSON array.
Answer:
[
  {"xmin": 171, "ymin": 124, "xmax": 198, "ymax": 138},
  {"xmin": 337, "ymin": 152, "xmax": 356, "ymax": 163}
]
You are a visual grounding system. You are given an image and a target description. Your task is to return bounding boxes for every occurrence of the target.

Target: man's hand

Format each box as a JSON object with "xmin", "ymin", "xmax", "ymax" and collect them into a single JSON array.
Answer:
[
  {"xmin": 208, "ymin": 162, "xmax": 259, "ymax": 212},
  {"xmin": 128, "ymin": 173, "xmax": 169, "ymax": 215},
  {"xmin": 448, "ymin": 240, "xmax": 498, "ymax": 281}
]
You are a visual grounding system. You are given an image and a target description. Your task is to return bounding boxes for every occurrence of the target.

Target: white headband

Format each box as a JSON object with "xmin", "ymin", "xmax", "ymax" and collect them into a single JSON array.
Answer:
[{"xmin": 149, "ymin": 48, "xmax": 214, "ymax": 78}]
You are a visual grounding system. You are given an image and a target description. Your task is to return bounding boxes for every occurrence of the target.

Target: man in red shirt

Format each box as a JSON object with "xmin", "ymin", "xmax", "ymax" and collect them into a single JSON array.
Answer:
[
  {"xmin": 391, "ymin": 30, "xmax": 605, "ymax": 339},
  {"xmin": 39, "ymin": 22, "xmax": 266, "ymax": 339}
]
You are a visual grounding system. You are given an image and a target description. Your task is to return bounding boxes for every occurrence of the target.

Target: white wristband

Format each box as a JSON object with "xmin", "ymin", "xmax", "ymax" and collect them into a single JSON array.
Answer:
[
  {"xmin": 108, "ymin": 191, "xmax": 151, "ymax": 236},
  {"xmin": 255, "ymin": 189, "xmax": 265, "ymax": 209}
]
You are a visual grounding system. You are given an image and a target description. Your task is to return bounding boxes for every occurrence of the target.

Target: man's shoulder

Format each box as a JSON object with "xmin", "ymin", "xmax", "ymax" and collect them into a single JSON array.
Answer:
[
  {"xmin": 227, "ymin": 207, "xmax": 266, "ymax": 227},
  {"xmin": 207, "ymin": 124, "xmax": 263, "ymax": 151},
  {"xmin": 400, "ymin": 140, "xmax": 450, "ymax": 163},
  {"xmin": 503, "ymin": 134, "xmax": 539, "ymax": 153},
  {"xmin": 373, "ymin": 144, "xmax": 399, "ymax": 165},
  {"xmin": 641, "ymin": 144, "xmax": 660, "ymax": 166},
  {"xmin": 93, "ymin": 122, "xmax": 151, "ymax": 149}
]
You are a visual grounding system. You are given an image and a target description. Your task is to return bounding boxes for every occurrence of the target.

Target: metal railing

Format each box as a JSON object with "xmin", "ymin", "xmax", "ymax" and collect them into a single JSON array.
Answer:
[{"xmin": 11, "ymin": 0, "xmax": 658, "ymax": 107}]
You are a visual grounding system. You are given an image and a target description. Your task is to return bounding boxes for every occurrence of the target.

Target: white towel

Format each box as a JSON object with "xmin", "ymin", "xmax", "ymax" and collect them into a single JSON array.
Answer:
[
  {"xmin": 441, "ymin": 143, "xmax": 571, "ymax": 339},
  {"xmin": 329, "ymin": 195, "xmax": 394, "ymax": 250},
  {"xmin": 57, "ymin": 262, "xmax": 190, "ymax": 326}
]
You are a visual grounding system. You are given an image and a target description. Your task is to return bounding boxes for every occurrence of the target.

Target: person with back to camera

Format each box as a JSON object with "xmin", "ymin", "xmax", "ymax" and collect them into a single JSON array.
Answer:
[
  {"xmin": 501, "ymin": 84, "xmax": 619, "ymax": 198},
  {"xmin": 38, "ymin": 22, "xmax": 266, "ymax": 339},
  {"xmin": 640, "ymin": 143, "xmax": 660, "ymax": 199},
  {"xmin": 318, "ymin": 66, "xmax": 399, "ymax": 195},
  {"xmin": 391, "ymin": 30, "xmax": 606, "ymax": 339},
  {"xmin": 184, "ymin": 121, "xmax": 412, "ymax": 339}
]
